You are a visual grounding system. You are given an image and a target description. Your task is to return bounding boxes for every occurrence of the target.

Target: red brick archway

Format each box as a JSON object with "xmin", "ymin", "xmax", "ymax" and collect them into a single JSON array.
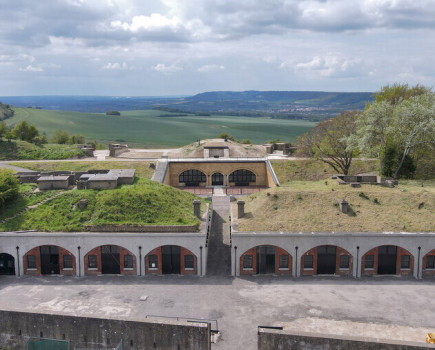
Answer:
[
  {"xmin": 301, "ymin": 245, "xmax": 352, "ymax": 276},
  {"xmin": 240, "ymin": 245, "xmax": 292, "ymax": 275},
  {"xmin": 145, "ymin": 246, "xmax": 197, "ymax": 275},
  {"xmin": 23, "ymin": 245, "xmax": 76, "ymax": 276},
  {"xmin": 361, "ymin": 245, "xmax": 414, "ymax": 276},
  {"xmin": 84, "ymin": 245, "xmax": 136, "ymax": 275}
]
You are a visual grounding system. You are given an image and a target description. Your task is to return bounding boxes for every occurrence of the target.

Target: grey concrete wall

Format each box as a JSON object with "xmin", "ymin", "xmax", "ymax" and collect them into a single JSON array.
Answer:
[
  {"xmin": 0, "ymin": 231, "xmax": 208, "ymax": 277},
  {"xmin": 86, "ymin": 224, "xmax": 199, "ymax": 232},
  {"xmin": 231, "ymin": 231, "xmax": 435, "ymax": 278},
  {"xmin": 0, "ymin": 310, "xmax": 210, "ymax": 350},
  {"xmin": 258, "ymin": 328, "xmax": 433, "ymax": 350}
]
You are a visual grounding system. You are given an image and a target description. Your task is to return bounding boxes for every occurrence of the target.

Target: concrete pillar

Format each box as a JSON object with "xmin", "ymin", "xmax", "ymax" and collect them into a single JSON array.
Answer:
[
  {"xmin": 339, "ymin": 199, "xmax": 349, "ymax": 213},
  {"xmin": 193, "ymin": 200, "xmax": 201, "ymax": 218},
  {"xmin": 224, "ymin": 175, "xmax": 229, "ymax": 186},
  {"xmin": 237, "ymin": 201, "xmax": 245, "ymax": 218}
]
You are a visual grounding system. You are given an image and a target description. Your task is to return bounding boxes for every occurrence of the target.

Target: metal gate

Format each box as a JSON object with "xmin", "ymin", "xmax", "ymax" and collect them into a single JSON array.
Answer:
[
  {"xmin": 212, "ymin": 173, "xmax": 224, "ymax": 186},
  {"xmin": 162, "ymin": 245, "xmax": 180, "ymax": 274},
  {"xmin": 40, "ymin": 246, "xmax": 60, "ymax": 275},
  {"xmin": 101, "ymin": 245, "xmax": 121, "ymax": 274},
  {"xmin": 317, "ymin": 246, "xmax": 336, "ymax": 274},
  {"xmin": 28, "ymin": 338, "xmax": 69, "ymax": 350},
  {"xmin": 257, "ymin": 246, "xmax": 276, "ymax": 274},
  {"xmin": 378, "ymin": 245, "xmax": 397, "ymax": 274}
]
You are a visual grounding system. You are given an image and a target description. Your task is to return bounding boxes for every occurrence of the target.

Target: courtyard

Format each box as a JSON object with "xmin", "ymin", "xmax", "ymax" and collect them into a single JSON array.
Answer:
[{"xmin": 0, "ymin": 275, "xmax": 433, "ymax": 349}]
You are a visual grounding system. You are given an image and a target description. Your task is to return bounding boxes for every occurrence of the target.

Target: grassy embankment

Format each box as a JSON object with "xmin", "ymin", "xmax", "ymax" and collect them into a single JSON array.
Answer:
[
  {"xmin": 6, "ymin": 107, "xmax": 316, "ymax": 147},
  {"xmin": 0, "ymin": 178, "xmax": 206, "ymax": 232},
  {"xmin": 0, "ymin": 140, "xmax": 86, "ymax": 160},
  {"xmin": 236, "ymin": 180, "xmax": 435, "ymax": 232}
]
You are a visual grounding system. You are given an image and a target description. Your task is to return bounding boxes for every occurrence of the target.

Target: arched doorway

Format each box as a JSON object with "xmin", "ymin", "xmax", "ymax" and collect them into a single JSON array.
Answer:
[
  {"xmin": 212, "ymin": 172, "xmax": 224, "ymax": 186},
  {"xmin": 40, "ymin": 246, "xmax": 60, "ymax": 274},
  {"xmin": 378, "ymin": 245, "xmax": 397, "ymax": 274},
  {"xmin": 317, "ymin": 245, "xmax": 337, "ymax": 274},
  {"xmin": 0, "ymin": 253, "xmax": 15, "ymax": 275},
  {"xmin": 145, "ymin": 245, "xmax": 197, "ymax": 275},
  {"xmin": 257, "ymin": 246, "xmax": 276, "ymax": 274},
  {"xmin": 240, "ymin": 245, "xmax": 292, "ymax": 275},
  {"xmin": 24, "ymin": 245, "xmax": 76, "ymax": 276},
  {"xmin": 301, "ymin": 245, "xmax": 352, "ymax": 276},
  {"xmin": 229, "ymin": 169, "xmax": 256, "ymax": 186},
  {"xmin": 101, "ymin": 245, "xmax": 121, "ymax": 274}
]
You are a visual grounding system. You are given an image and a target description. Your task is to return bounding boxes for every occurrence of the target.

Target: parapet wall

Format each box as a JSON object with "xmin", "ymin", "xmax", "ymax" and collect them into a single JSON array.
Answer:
[
  {"xmin": 0, "ymin": 310, "xmax": 210, "ymax": 350},
  {"xmin": 258, "ymin": 328, "xmax": 433, "ymax": 350}
]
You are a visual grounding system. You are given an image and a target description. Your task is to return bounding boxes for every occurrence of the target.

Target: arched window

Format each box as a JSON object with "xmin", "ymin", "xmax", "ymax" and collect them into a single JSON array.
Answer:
[
  {"xmin": 229, "ymin": 169, "xmax": 256, "ymax": 185},
  {"xmin": 179, "ymin": 170, "xmax": 206, "ymax": 186}
]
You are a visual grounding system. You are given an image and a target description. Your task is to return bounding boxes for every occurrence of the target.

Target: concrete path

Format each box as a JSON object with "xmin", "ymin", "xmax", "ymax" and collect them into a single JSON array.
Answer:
[
  {"xmin": 206, "ymin": 195, "xmax": 231, "ymax": 276},
  {"xmin": 0, "ymin": 162, "xmax": 33, "ymax": 172}
]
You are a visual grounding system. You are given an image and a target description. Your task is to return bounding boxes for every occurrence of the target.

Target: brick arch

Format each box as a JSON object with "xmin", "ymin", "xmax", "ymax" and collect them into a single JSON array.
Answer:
[
  {"xmin": 361, "ymin": 245, "xmax": 414, "ymax": 277},
  {"xmin": 300, "ymin": 245, "xmax": 353, "ymax": 276},
  {"xmin": 23, "ymin": 245, "xmax": 76, "ymax": 276},
  {"xmin": 178, "ymin": 169, "xmax": 207, "ymax": 186},
  {"xmin": 422, "ymin": 249, "xmax": 435, "ymax": 278},
  {"xmin": 228, "ymin": 169, "xmax": 257, "ymax": 185},
  {"xmin": 240, "ymin": 245, "xmax": 292, "ymax": 275},
  {"xmin": 145, "ymin": 245, "xmax": 197, "ymax": 275},
  {"xmin": 84, "ymin": 244, "xmax": 136, "ymax": 275}
]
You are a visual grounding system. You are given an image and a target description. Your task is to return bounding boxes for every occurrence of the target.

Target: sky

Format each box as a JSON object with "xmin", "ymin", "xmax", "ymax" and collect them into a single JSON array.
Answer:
[{"xmin": 0, "ymin": 0, "xmax": 434, "ymax": 96}]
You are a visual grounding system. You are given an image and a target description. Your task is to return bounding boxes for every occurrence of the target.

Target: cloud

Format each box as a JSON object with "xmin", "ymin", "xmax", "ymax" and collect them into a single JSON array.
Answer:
[
  {"xmin": 153, "ymin": 63, "xmax": 182, "ymax": 73},
  {"xmin": 19, "ymin": 65, "xmax": 43, "ymax": 72},
  {"xmin": 102, "ymin": 62, "xmax": 133, "ymax": 70},
  {"xmin": 293, "ymin": 55, "xmax": 362, "ymax": 78},
  {"xmin": 197, "ymin": 64, "xmax": 225, "ymax": 72}
]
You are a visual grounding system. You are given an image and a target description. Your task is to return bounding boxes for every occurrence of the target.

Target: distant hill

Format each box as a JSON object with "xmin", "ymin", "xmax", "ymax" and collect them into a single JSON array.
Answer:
[{"xmin": 0, "ymin": 91, "xmax": 374, "ymax": 121}]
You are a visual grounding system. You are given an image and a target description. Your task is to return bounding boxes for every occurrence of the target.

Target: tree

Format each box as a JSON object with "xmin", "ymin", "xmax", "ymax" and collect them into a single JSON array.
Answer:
[
  {"xmin": 11, "ymin": 121, "xmax": 39, "ymax": 142},
  {"xmin": 106, "ymin": 110, "xmax": 121, "ymax": 116},
  {"xmin": 297, "ymin": 111, "xmax": 359, "ymax": 175},
  {"xmin": 356, "ymin": 84, "xmax": 434, "ymax": 178},
  {"xmin": 51, "ymin": 130, "xmax": 69, "ymax": 144},
  {"xmin": 0, "ymin": 121, "xmax": 7, "ymax": 141},
  {"xmin": 0, "ymin": 169, "xmax": 19, "ymax": 208},
  {"xmin": 68, "ymin": 134, "xmax": 85, "ymax": 144}
]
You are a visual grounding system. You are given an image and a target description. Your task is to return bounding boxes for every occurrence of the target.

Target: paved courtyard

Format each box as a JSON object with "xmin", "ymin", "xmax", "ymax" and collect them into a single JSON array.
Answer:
[{"xmin": 0, "ymin": 275, "xmax": 434, "ymax": 349}]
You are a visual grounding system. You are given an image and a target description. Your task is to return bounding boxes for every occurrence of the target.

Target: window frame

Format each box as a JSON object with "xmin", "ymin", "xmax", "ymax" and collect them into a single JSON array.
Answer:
[
  {"xmin": 184, "ymin": 255, "xmax": 194, "ymax": 270},
  {"xmin": 304, "ymin": 255, "xmax": 314, "ymax": 269},
  {"xmin": 243, "ymin": 255, "xmax": 253, "ymax": 269},
  {"xmin": 178, "ymin": 170, "xmax": 206, "ymax": 184},
  {"xmin": 339, "ymin": 255, "xmax": 349, "ymax": 269},
  {"xmin": 279, "ymin": 255, "xmax": 289, "ymax": 269},
  {"xmin": 148, "ymin": 254, "xmax": 158, "ymax": 269},
  {"xmin": 400, "ymin": 255, "xmax": 411, "ymax": 269},
  {"xmin": 63, "ymin": 255, "xmax": 73, "ymax": 269},
  {"xmin": 228, "ymin": 169, "xmax": 256, "ymax": 183},
  {"xmin": 27, "ymin": 255, "xmax": 37, "ymax": 269},
  {"xmin": 364, "ymin": 254, "xmax": 374, "ymax": 269},
  {"xmin": 426, "ymin": 255, "xmax": 435, "ymax": 269},
  {"xmin": 88, "ymin": 254, "xmax": 98, "ymax": 269},
  {"xmin": 124, "ymin": 254, "xmax": 134, "ymax": 269}
]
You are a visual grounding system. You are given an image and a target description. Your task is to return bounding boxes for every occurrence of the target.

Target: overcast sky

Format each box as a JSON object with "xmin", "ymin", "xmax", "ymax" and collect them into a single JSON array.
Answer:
[{"xmin": 0, "ymin": 0, "xmax": 434, "ymax": 96}]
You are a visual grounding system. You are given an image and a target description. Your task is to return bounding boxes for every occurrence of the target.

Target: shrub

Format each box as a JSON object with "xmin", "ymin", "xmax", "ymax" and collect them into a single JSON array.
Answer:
[
  {"xmin": 358, "ymin": 192, "xmax": 369, "ymax": 200},
  {"xmin": 241, "ymin": 139, "xmax": 252, "ymax": 144},
  {"xmin": 0, "ymin": 169, "xmax": 19, "ymax": 208},
  {"xmin": 106, "ymin": 110, "xmax": 121, "ymax": 116},
  {"xmin": 217, "ymin": 132, "xmax": 235, "ymax": 141}
]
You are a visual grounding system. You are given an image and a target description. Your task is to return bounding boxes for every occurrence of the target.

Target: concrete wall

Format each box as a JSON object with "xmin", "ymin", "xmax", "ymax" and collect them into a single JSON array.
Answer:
[
  {"xmin": 231, "ymin": 232, "xmax": 435, "ymax": 278},
  {"xmin": 0, "ymin": 310, "xmax": 210, "ymax": 350},
  {"xmin": 0, "ymin": 231, "xmax": 208, "ymax": 277},
  {"xmin": 258, "ymin": 328, "xmax": 433, "ymax": 350}
]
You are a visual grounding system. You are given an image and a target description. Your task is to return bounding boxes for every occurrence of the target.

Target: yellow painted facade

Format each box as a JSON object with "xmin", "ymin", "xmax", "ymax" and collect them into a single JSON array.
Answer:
[{"xmin": 166, "ymin": 161, "xmax": 275, "ymax": 187}]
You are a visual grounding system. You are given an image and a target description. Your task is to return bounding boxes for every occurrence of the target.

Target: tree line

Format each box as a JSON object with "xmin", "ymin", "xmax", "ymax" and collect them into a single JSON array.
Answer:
[
  {"xmin": 0, "ymin": 120, "xmax": 86, "ymax": 146},
  {"xmin": 296, "ymin": 83, "xmax": 435, "ymax": 179}
]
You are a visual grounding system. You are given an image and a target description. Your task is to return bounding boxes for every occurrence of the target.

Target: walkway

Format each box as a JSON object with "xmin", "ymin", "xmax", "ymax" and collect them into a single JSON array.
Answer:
[{"xmin": 206, "ymin": 194, "xmax": 231, "ymax": 276}]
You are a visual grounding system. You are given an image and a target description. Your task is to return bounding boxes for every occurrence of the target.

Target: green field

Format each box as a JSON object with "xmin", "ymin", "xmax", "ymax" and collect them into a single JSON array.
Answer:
[{"xmin": 6, "ymin": 108, "xmax": 316, "ymax": 147}]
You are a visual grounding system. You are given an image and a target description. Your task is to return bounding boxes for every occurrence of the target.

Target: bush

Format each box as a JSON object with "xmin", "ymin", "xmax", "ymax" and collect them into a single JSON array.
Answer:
[
  {"xmin": 51, "ymin": 130, "xmax": 69, "ymax": 144},
  {"xmin": 0, "ymin": 169, "xmax": 19, "ymax": 208},
  {"xmin": 106, "ymin": 110, "xmax": 121, "ymax": 116},
  {"xmin": 217, "ymin": 132, "xmax": 235, "ymax": 141},
  {"xmin": 241, "ymin": 138, "xmax": 252, "ymax": 144}
]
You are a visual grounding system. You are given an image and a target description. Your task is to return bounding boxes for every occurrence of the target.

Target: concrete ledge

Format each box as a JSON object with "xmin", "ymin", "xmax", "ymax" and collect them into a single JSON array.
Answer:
[
  {"xmin": 85, "ymin": 224, "xmax": 199, "ymax": 232},
  {"xmin": 258, "ymin": 328, "xmax": 433, "ymax": 349}
]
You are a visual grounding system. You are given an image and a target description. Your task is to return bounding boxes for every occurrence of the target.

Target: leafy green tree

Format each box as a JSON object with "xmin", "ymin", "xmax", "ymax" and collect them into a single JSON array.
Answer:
[
  {"xmin": 68, "ymin": 134, "xmax": 85, "ymax": 144},
  {"xmin": 11, "ymin": 121, "xmax": 39, "ymax": 142},
  {"xmin": 51, "ymin": 130, "xmax": 69, "ymax": 144},
  {"xmin": 241, "ymin": 138, "xmax": 252, "ymax": 144},
  {"xmin": 297, "ymin": 111, "xmax": 359, "ymax": 175},
  {"xmin": 0, "ymin": 121, "xmax": 7, "ymax": 141},
  {"xmin": 0, "ymin": 169, "xmax": 19, "ymax": 208},
  {"xmin": 375, "ymin": 83, "xmax": 431, "ymax": 105},
  {"xmin": 217, "ymin": 132, "xmax": 235, "ymax": 141}
]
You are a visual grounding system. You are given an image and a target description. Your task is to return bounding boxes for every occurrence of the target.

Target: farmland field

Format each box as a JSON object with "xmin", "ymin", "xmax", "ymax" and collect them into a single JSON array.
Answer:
[{"xmin": 6, "ymin": 108, "xmax": 316, "ymax": 147}]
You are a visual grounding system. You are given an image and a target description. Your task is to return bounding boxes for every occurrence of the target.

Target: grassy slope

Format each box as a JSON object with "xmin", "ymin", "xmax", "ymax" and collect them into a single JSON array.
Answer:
[
  {"xmin": 6, "ymin": 108, "xmax": 316, "ymax": 147},
  {"xmin": 0, "ymin": 140, "xmax": 86, "ymax": 160},
  {"xmin": 271, "ymin": 159, "xmax": 379, "ymax": 183},
  {"xmin": 9, "ymin": 161, "xmax": 155, "ymax": 179},
  {"xmin": 236, "ymin": 180, "xmax": 435, "ymax": 232},
  {"xmin": 0, "ymin": 178, "xmax": 206, "ymax": 232}
]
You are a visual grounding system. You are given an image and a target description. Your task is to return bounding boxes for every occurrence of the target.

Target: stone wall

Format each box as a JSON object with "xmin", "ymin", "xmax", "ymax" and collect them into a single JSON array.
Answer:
[
  {"xmin": 258, "ymin": 328, "xmax": 432, "ymax": 350},
  {"xmin": 0, "ymin": 310, "xmax": 210, "ymax": 350}
]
